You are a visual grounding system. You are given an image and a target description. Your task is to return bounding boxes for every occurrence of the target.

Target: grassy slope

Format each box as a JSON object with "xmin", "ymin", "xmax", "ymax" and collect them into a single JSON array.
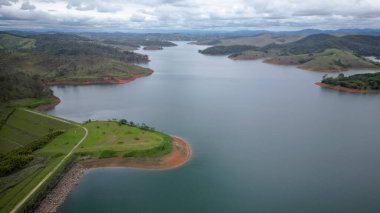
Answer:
[
  {"xmin": 204, "ymin": 34, "xmax": 380, "ymax": 70},
  {"xmin": 0, "ymin": 112, "xmax": 173, "ymax": 212},
  {"xmin": 260, "ymin": 34, "xmax": 380, "ymax": 57},
  {"xmin": 78, "ymin": 121, "xmax": 172, "ymax": 158},
  {"xmin": 0, "ymin": 33, "xmax": 152, "ymax": 85},
  {"xmin": 0, "ymin": 109, "xmax": 73, "ymax": 154},
  {"xmin": 0, "ymin": 109, "xmax": 85, "ymax": 213},
  {"xmin": 264, "ymin": 49, "xmax": 379, "ymax": 71},
  {"xmin": 218, "ymin": 34, "xmax": 305, "ymax": 47},
  {"xmin": 0, "ymin": 34, "xmax": 35, "ymax": 50},
  {"xmin": 299, "ymin": 49, "xmax": 378, "ymax": 71}
]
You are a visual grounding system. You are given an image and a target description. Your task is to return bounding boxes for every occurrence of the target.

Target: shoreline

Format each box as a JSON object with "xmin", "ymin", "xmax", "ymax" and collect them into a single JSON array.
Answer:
[
  {"xmin": 262, "ymin": 58, "xmax": 380, "ymax": 72},
  {"xmin": 82, "ymin": 136, "xmax": 192, "ymax": 170},
  {"xmin": 34, "ymin": 72, "xmax": 153, "ymax": 112},
  {"xmin": 45, "ymin": 72, "xmax": 152, "ymax": 86},
  {"xmin": 33, "ymin": 136, "xmax": 191, "ymax": 213},
  {"xmin": 315, "ymin": 82, "xmax": 380, "ymax": 94},
  {"xmin": 35, "ymin": 96, "xmax": 61, "ymax": 112}
]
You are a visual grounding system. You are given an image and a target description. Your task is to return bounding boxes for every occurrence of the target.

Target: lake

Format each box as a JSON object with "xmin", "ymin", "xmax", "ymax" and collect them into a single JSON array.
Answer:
[{"xmin": 49, "ymin": 42, "xmax": 380, "ymax": 213}]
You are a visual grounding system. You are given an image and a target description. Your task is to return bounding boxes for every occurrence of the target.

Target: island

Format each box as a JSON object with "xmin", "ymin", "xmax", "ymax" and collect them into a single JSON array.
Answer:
[{"xmin": 316, "ymin": 72, "xmax": 380, "ymax": 94}]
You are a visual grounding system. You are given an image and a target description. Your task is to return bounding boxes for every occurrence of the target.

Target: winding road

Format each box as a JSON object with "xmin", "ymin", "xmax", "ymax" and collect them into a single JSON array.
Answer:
[{"xmin": 10, "ymin": 109, "xmax": 88, "ymax": 213}]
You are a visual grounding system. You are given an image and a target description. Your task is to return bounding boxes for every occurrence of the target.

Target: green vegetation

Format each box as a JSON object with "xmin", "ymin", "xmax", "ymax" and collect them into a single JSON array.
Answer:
[
  {"xmin": 1, "ymin": 97, "xmax": 56, "ymax": 109},
  {"xmin": 299, "ymin": 49, "xmax": 378, "ymax": 71},
  {"xmin": 0, "ymin": 33, "xmax": 152, "ymax": 94},
  {"xmin": 264, "ymin": 49, "xmax": 379, "ymax": 71},
  {"xmin": 264, "ymin": 34, "xmax": 380, "ymax": 56},
  {"xmin": 199, "ymin": 45, "xmax": 259, "ymax": 55},
  {"xmin": 0, "ymin": 109, "xmax": 73, "ymax": 154},
  {"xmin": 0, "ymin": 109, "xmax": 174, "ymax": 212},
  {"xmin": 0, "ymin": 131, "xmax": 63, "ymax": 177},
  {"xmin": 229, "ymin": 50, "xmax": 272, "ymax": 60},
  {"xmin": 202, "ymin": 34, "xmax": 380, "ymax": 71},
  {"xmin": 0, "ymin": 33, "xmax": 36, "ymax": 50},
  {"xmin": 0, "ymin": 71, "xmax": 53, "ymax": 102},
  {"xmin": 0, "ymin": 109, "xmax": 85, "ymax": 213},
  {"xmin": 321, "ymin": 72, "xmax": 380, "ymax": 90},
  {"xmin": 78, "ymin": 120, "xmax": 172, "ymax": 158}
]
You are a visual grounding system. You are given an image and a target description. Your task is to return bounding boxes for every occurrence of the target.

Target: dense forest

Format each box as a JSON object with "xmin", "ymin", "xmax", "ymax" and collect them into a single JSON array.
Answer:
[
  {"xmin": 321, "ymin": 72, "xmax": 380, "ymax": 90},
  {"xmin": 0, "ymin": 71, "xmax": 52, "ymax": 102}
]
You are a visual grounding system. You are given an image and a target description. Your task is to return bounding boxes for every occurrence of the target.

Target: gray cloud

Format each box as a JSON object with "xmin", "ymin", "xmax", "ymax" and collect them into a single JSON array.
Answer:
[
  {"xmin": 0, "ymin": 0, "xmax": 17, "ymax": 7},
  {"xmin": 21, "ymin": 1, "xmax": 36, "ymax": 10},
  {"xmin": 0, "ymin": 0, "xmax": 379, "ymax": 31}
]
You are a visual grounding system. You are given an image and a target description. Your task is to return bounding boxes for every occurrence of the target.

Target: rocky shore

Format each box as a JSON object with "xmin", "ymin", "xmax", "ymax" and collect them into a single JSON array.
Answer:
[{"xmin": 34, "ymin": 164, "xmax": 86, "ymax": 213}]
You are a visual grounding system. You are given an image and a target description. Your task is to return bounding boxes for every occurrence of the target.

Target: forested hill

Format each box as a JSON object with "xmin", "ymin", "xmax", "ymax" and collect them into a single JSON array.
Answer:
[
  {"xmin": 200, "ymin": 34, "xmax": 380, "ymax": 57},
  {"xmin": 0, "ymin": 32, "xmax": 153, "ymax": 102},
  {"xmin": 199, "ymin": 34, "xmax": 380, "ymax": 71}
]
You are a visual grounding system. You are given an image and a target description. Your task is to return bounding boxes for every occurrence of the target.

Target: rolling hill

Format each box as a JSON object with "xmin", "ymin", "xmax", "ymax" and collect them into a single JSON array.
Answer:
[
  {"xmin": 203, "ymin": 34, "xmax": 380, "ymax": 71},
  {"xmin": 0, "ymin": 33, "xmax": 153, "ymax": 102},
  {"xmin": 0, "ymin": 33, "xmax": 35, "ymax": 50}
]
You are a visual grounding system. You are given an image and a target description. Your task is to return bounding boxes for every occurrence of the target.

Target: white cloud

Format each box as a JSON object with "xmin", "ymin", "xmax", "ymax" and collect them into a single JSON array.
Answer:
[{"xmin": 0, "ymin": 0, "xmax": 379, "ymax": 30}]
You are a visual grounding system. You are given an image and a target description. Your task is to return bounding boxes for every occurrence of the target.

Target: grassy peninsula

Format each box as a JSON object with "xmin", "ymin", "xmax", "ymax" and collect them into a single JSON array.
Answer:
[
  {"xmin": 0, "ymin": 108, "xmax": 189, "ymax": 212},
  {"xmin": 317, "ymin": 72, "xmax": 380, "ymax": 93}
]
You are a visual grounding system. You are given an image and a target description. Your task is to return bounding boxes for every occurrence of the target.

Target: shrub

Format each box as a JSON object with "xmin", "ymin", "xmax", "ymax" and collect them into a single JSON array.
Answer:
[
  {"xmin": 99, "ymin": 150, "xmax": 117, "ymax": 159},
  {"xmin": 0, "ymin": 130, "xmax": 64, "ymax": 177}
]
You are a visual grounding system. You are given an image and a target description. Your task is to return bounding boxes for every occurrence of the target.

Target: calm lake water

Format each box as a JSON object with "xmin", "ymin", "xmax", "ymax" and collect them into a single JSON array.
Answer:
[{"xmin": 49, "ymin": 42, "xmax": 380, "ymax": 213}]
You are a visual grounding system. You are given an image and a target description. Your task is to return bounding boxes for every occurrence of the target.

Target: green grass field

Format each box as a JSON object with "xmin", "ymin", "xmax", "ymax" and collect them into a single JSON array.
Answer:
[
  {"xmin": 0, "ymin": 110, "xmax": 172, "ymax": 212},
  {"xmin": 78, "ymin": 121, "xmax": 172, "ymax": 158},
  {"xmin": 0, "ymin": 109, "xmax": 73, "ymax": 154},
  {"xmin": 0, "ymin": 109, "xmax": 85, "ymax": 213}
]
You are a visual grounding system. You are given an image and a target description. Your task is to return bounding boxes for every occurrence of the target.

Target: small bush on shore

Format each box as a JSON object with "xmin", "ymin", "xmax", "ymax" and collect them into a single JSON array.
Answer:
[{"xmin": 99, "ymin": 150, "xmax": 117, "ymax": 159}]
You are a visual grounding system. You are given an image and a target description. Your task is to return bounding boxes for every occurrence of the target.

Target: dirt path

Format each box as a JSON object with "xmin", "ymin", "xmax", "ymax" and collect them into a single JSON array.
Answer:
[{"xmin": 10, "ymin": 110, "xmax": 88, "ymax": 213}]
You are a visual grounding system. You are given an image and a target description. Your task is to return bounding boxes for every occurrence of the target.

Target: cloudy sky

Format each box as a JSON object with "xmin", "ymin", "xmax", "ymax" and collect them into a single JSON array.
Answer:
[{"xmin": 0, "ymin": 0, "xmax": 379, "ymax": 31}]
